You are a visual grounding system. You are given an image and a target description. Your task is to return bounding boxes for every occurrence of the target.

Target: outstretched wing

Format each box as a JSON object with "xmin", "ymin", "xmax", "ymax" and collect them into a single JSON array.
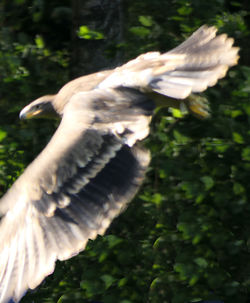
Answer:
[
  {"xmin": 150, "ymin": 25, "xmax": 239, "ymax": 99},
  {"xmin": 0, "ymin": 87, "xmax": 154, "ymax": 303},
  {"xmin": 52, "ymin": 26, "xmax": 239, "ymax": 120},
  {"xmin": 98, "ymin": 25, "xmax": 239, "ymax": 100}
]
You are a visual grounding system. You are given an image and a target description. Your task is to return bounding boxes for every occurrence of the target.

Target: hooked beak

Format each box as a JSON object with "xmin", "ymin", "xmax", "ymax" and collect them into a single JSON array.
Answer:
[
  {"xmin": 19, "ymin": 109, "xmax": 27, "ymax": 120},
  {"xmin": 19, "ymin": 107, "xmax": 43, "ymax": 120}
]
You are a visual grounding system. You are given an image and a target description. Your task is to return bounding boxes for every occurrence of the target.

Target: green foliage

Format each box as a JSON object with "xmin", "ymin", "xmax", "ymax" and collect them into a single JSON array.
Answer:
[
  {"xmin": 1, "ymin": 0, "xmax": 250, "ymax": 303},
  {"xmin": 78, "ymin": 26, "xmax": 104, "ymax": 40}
]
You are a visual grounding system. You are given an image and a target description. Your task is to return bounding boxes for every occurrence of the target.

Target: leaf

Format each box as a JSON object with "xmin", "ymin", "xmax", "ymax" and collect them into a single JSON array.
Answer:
[
  {"xmin": 35, "ymin": 35, "xmax": 44, "ymax": 49},
  {"xmin": 194, "ymin": 257, "xmax": 208, "ymax": 268},
  {"xmin": 78, "ymin": 26, "xmax": 104, "ymax": 40},
  {"xmin": 129, "ymin": 26, "xmax": 150, "ymax": 38},
  {"xmin": 101, "ymin": 274, "xmax": 116, "ymax": 289},
  {"xmin": 242, "ymin": 146, "xmax": 250, "ymax": 161},
  {"xmin": 139, "ymin": 16, "xmax": 153, "ymax": 27},
  {"xmin": 200, "ymin": 176, "xmax": 214, "ymax": 190},
  {"xmin": 233, "ymin": 182, "xmax": 245, "ymax": 195},
  {"xmin": 105, "ymin": 234, "xmax": 123, "ymax": 249},
  {"xmin": 177, "ymin": 5, "xmax": 193, "ymax": 16},
  {"xmin": 118, "ymin": 277, "xmax": 128, "ymax": 287},
  {"xmin": 232, "ymin": 132, "xmax": 244, "ymax": 144},
  {"xmin": 0, "ymin": 129, "xmax": 7, "ymax": 142},
  {"xmin": 189, "ymin": 275, "xmax": 199, "ymax": 286},
  {"xmin": 172, "ymin": 108, "xmax": 184, "ymax": 118},
  {"xmin": 173, "ymin": 130, "xmax": 190, "ymax": 144},
  {"xmin": 151, "ymin": 193, "xmax": 162, "ymax": 205}
]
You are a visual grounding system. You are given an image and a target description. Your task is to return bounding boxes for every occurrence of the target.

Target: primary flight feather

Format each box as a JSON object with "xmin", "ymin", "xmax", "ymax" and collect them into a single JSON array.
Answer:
[{"xmin": 0, "ymin": 25, "xmax": 239, "ymax": 303}]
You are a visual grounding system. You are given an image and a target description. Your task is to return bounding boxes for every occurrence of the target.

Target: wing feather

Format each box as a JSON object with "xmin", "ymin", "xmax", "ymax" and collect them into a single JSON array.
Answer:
[
  {"xmin": 0, "ymin": 87, "xmax": 152, "ymax": 303},
  {"xmin": 15, "ymin": 230, "xmax": 26, "ymax": 296},
  {"xmin": 98, "ymin": 25, "xmax": 238, "ymax": 102}
]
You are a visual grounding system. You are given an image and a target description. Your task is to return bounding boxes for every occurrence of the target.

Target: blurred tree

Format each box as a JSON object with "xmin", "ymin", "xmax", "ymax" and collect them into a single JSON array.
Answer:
[
  {"xmin": 0, "ymin": 0, "xmax": 250, "ymax": 303},
  {"xmin": 71, "ymin": 0, "xmax": 124, "ymax": 77}
]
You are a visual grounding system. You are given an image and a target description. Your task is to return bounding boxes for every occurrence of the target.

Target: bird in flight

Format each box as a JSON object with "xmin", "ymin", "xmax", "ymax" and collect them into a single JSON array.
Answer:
[{"xmin": 0, "ymin": 26, "xmax": 239, "ymax": 303}]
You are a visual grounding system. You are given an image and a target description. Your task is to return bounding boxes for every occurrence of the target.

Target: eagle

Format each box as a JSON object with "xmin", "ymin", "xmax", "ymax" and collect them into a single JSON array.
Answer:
[{"xmin": 0, "ymin": 26, "xmax": 239, "ymax": 303}]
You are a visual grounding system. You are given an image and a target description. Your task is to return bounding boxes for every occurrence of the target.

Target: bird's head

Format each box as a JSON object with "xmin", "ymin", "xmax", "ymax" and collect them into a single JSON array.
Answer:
[{"xmin": 19, "ymin": 95, "xmax": 59, "ymax": 120}]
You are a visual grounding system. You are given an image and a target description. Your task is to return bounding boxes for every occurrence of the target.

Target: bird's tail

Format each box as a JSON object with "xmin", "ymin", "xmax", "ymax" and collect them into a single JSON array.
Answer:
[
  {"xmin": 149, "ymin": 25, "xmax": 239, "ymax": 99},
  {"xmin": 99, "ymin": 25, "xmax": 239, "ymax": 118}
]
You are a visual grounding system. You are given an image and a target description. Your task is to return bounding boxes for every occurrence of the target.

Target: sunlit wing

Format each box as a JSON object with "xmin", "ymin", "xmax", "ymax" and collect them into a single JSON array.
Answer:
[{"xmin": 0, "ymin": 87, "xmax": 153, "ymax": 303}]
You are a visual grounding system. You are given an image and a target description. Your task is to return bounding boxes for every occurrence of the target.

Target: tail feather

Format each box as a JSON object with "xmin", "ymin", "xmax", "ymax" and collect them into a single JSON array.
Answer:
[
  {"xmin": 150, "ymin": 25, "xmax": 239, "ymax": 99},
  {"xmin": 98, "ymin": 25, "xmax": 239, "ymax": 118},
  {"xmin": 151, "ymin": 64, "xmax": 228, "ymax": 99}
]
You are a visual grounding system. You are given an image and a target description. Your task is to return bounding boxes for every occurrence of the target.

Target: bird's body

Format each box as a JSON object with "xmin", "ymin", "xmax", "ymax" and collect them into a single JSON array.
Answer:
[{"xmin": 0, "ymin": 26, "xmax": 239, "ymax": 303}]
